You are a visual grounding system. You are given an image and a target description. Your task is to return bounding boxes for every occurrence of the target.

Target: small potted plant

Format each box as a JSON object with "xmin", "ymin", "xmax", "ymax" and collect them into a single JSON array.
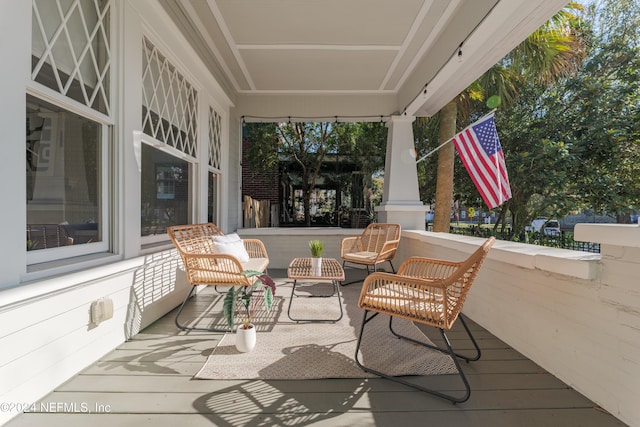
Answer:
[
  {"xmin": 309, "ymin": 239, "xmax": 324, "ymax": 274},
  {"xmin": 223, "ymin": 270, "xmax": 276, "ymax": 352}
]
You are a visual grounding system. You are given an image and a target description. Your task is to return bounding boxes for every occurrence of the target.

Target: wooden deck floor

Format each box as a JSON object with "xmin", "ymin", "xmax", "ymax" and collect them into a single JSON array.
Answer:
[{"xmin": 6, "ymin": 269, "xmax": 627, "ymax": 427}]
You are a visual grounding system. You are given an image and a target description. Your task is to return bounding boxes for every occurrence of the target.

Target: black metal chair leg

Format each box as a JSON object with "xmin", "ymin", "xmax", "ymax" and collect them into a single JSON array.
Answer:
[
  {"xmin": 457, "ymin": 315, "xmax": 482, "ymax": 362},
  {"xmin": 340, "ymin": 261, "xmax": 370, "ymax": 286},
  {"xmin": 388, "ymin": 315, "xmax": 481, "ymax": 362},
  {"xmin": 175, "ymin": 286, "xmax": 232, "ymax": 333},
  {"xmin": 354, "ymin": 309, "xmax": 473, "ymax": 404}
]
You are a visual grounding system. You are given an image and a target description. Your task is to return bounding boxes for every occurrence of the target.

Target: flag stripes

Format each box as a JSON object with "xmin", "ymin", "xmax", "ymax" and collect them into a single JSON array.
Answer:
[{"xmin": 452, "ymin": 115, "xmax": 512, "ymax": 209}]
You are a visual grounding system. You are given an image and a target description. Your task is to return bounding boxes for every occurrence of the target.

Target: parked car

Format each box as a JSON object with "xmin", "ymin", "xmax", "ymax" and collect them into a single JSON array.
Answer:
[
  {"xmin": 542, "ymin": 219, "xmax": 561, "ymax": 236},
  {"xmin": 526, "ymin": 218, "xmax": 561, "ymax": 236},
  {"xmin": 526, "ymin": 218, "xmax": 548, "ymax": 233}
]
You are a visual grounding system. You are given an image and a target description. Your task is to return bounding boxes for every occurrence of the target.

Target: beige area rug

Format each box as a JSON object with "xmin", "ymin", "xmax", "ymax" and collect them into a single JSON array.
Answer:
[{"xmin": 194, "ymin": 281, "xmax": 457, "ymax": 380}]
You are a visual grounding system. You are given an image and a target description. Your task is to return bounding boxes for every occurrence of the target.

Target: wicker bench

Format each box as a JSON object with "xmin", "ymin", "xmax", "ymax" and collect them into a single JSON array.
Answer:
[{"xmin": 168, "ymin": 223, "xmax": 269, "ymax": 332}]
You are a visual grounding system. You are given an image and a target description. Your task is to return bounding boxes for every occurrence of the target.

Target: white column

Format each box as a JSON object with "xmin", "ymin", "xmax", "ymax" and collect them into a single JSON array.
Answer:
[{"xmin": 375, "ymin": 115, "xmax": 427, "ymax": 230}]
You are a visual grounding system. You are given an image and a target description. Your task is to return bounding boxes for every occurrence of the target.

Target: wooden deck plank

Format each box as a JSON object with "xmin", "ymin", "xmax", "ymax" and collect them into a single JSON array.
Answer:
[
  {"xmin": 7, "ymin": 409, "xmax": 625, "ymax": 427},
  {"xmin": 12, "ymin": 388, "xmax": 601, "ymax": 414},
  {"xmin": 7, "ymin": 409, "xmax": 627, "ymax": 427},
  {"xmin": 57, "ymin": 372, "xmax": 569, "ymax": 393}
]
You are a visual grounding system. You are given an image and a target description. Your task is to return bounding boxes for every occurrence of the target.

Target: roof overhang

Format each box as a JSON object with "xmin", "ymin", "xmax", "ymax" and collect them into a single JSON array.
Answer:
[{"xmin": 162, "ymin": 0, "xmax": 570, "ymax": 120}]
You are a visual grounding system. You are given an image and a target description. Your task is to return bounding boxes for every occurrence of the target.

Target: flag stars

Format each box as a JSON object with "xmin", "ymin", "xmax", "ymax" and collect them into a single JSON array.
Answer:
[{"xmin": 472, "ymin": 120, "xmax": 501, "ymax": 156}]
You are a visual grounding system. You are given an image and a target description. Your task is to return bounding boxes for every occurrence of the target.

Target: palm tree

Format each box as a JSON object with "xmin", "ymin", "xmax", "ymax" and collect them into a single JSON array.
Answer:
[{"xmin": 431, "ymin": 2, "xmax": 585, "ymax": 232}]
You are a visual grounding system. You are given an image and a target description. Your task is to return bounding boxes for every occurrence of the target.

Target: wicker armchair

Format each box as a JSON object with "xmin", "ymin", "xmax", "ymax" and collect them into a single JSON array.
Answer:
[
  {"xmin": 340, "ymin": 223, "xmax": 401, "ymax": 285},
  {"xmin": 354, "ymin": 237, "xmax": 495, "ymax": 403},
  {"xmin": 168, "ymin": 223, "xmax": 269, "ymax": 332}
]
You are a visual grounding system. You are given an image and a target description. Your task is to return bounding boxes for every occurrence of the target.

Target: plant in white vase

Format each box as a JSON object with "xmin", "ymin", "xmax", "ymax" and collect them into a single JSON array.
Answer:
[
  {"xmin": 222, "ymin": 270, "xmax": 276, "ymax": 352},
  {"xmin": 309, "ymin": 239, "xmax": 324, "ymax": 274}
]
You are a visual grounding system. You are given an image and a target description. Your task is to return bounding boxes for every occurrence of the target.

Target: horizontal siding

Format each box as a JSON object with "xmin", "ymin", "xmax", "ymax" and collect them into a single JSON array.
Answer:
[{"xmin": 0, "ymin": 249, "xmax": 186, "ymax": 426}]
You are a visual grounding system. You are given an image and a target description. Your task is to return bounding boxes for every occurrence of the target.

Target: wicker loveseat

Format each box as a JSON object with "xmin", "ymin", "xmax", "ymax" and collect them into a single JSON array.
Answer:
[{"xmin": 168, "ymin": 223, "xmax": 269, "ymax": 332}]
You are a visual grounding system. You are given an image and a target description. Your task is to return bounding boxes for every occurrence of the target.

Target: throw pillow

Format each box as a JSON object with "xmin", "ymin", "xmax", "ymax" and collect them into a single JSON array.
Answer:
[
  {"xmin": 214, "ymin": 233, "xmax": 242, "ymax": 243},
  {"xmin": 212, "ymin": 234, "xmax": 250, "ymax": 263}
]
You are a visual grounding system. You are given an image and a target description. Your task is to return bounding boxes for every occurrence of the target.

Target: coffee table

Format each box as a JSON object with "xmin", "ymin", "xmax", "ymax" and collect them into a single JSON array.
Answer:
[{"xmin": 287, "ymin": 257, "xmax": 345, "ymax": 322}]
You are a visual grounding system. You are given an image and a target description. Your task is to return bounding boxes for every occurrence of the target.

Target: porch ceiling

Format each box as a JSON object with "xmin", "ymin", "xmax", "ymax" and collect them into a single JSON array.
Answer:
[{"xmin": 162, "ymin": 0, "xmax": 569, "ymax": 120}]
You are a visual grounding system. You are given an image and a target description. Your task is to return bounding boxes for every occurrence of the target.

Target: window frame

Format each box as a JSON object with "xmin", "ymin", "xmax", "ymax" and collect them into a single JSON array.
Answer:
[
  {"xmin": 139, "ymin": 133, "xmax": 197, "ymax": 246},
  {"xmin": 208, "ymin": 169, "xmax": 220, "ymax": 225},
  {"xmin": 26, "ymin": 0, "xmax": 114, "ymax": 268},
  {"xmin": 25, "ymin": 86, "xmax": 112, "ymax": 266}
]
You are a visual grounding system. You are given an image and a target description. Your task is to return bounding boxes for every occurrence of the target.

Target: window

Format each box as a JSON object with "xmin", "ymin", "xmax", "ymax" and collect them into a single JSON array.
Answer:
[
  {"xmin": 27, "ymin": 0, "xmax": 111, "ymax": 263},
  {"xmin": 208, "ymin": 107, "xmax": 221, "ymax": 170},
  {"xmin": 208, "ymin": 107, "xmax": 222, "ymax": 224},
  {"xmin": 208, "ymin": 172, "xmax": 219, "ymax": 224},
  {"xmin": 31, "ymin": 0, "xmax": 111, "ymax": 115},
  {"xmin": 141, "ymin": 38, "xmax": 197, "ymax": 237},
  {"xmin": 26, "ymin": 95, "xmax": 107, "ymax": 256},
  {"xmin": 141, "ymin": 144, "xmax": 191, "ymax": 236}
]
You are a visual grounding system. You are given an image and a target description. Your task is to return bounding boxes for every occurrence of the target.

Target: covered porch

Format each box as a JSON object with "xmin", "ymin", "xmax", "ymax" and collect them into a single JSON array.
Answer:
[{"xmin": 2, "ymin": 1, "xmax": 639, "ymax": 426}]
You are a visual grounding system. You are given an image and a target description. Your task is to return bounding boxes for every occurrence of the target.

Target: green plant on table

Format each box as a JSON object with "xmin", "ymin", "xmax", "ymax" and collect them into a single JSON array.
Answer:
[
  {"xmin": 309, "ymin": 239, "xmax": 324, "ymax": 258},
  {"xmin": 223, "ymin": 270, "xmax": 276, "ymax": 330}
]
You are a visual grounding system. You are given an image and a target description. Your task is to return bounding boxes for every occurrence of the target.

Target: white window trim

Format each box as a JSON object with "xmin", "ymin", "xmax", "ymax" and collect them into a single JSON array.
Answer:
[{"xmin": 27, "ymin": 84, "xmax": 112, "ymax": 127}]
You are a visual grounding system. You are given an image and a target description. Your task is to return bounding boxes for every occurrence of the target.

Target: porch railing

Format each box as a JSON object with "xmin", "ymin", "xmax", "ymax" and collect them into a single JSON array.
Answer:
[{"xmin": 449, "ymin": 226, "xmax": 600, "ymax": 253}]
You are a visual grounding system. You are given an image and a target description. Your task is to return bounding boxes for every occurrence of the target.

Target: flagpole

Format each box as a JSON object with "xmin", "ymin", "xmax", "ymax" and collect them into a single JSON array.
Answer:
[{"xmin": 415, "ymin": 109, "xmax": 496, "ymax": 164}]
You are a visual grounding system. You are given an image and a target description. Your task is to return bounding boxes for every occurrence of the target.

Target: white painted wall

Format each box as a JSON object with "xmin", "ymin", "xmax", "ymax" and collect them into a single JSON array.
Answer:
[
  {"xmin": 397, "ymin": 229, "xmax": 638, "ymax": 427},
  {"xmin": 238, "ymin": 227, "xmax": 361, "ymax": 269}
]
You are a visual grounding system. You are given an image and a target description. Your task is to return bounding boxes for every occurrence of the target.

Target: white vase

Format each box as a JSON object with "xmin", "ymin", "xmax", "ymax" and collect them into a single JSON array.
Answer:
[
  {"xmin": 235, "ymin": 324, "xmax": 257, "ymax": 353},
  {"xmin": 311, "ymin": 257, "xmax": 323, "ymax": 275}
]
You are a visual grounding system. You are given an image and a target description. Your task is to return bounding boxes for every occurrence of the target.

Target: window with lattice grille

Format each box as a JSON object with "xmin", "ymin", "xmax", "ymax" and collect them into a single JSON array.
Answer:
[
  {"xmin": 142, "ymin": 38, "xmax": 198, "ymax": 157},
  {"xmin": 208, "ymin": 107, "xmax": 222, "ymax": 170},
  {"xmin": 27, "ymin": 0, "xmax": 111, "ymax": 264},
  {"xmin": 207, "ymin": 107, "xmax": 221, "ymax": 224},
  {"xmin": 31, "ymin": 0, "xmax": 111, "ymax": 115}
]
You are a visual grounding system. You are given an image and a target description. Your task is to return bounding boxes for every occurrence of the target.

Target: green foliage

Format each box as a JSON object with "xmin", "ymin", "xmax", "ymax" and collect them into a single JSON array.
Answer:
[
  {"xmin": 430, "ymin": 0, "xmax": 640, "ymax": 234},
  {"xmin": 429, "ymin": 2, "xmax": 584, "ymax": 233},
  {"xmin": 308, "ymin": 240, "xmax": 324, "ymax": 257},
  {"xmin": 500, "ymin": 0, "xmax": 640, "ymax": 229},
  {"xmin": 561, "ymin": 0, "xmax": 640, "ymax": 218},
  {"xmin": 223, "ymin": 270, "xmax": 276, "ymax": 329}
]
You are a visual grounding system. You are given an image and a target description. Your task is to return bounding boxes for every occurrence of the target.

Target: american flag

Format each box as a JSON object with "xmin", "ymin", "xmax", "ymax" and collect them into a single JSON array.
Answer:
[{"xmin": 452, "ymin": 115, "xmax": 512, "ymax": 209}]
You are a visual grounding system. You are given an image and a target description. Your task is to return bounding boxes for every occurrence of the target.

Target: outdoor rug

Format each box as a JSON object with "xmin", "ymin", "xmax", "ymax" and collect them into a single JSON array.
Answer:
[{"xmin": 194, "ymin": 281, "xmax": 457, "ymax": 380}]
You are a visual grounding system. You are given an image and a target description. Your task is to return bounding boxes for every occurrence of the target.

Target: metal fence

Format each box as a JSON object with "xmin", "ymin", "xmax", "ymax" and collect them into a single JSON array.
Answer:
[{"xmin": 449, "ymin": 226, "xmax": 600, "ymax": 254}]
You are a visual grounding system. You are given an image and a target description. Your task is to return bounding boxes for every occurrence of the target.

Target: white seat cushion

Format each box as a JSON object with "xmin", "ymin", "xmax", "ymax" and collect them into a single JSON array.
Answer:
[
  {"xmin": 241, "ymin": 257, "xmax": 269, "ymax": 273},
  {"xmin": 345, "ymin": 251, "xmax": 378, "ymax": 261}
]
